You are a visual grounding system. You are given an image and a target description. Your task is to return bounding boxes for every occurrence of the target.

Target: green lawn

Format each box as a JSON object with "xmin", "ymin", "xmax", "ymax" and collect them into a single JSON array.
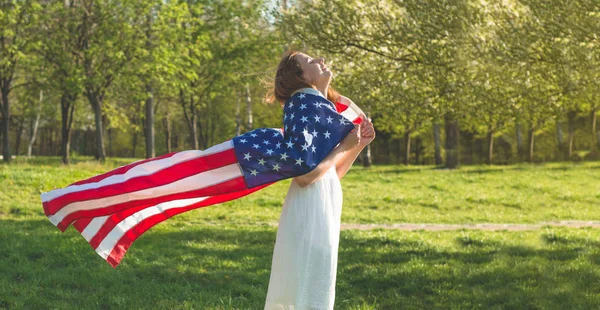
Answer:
[{"xmin": 1, "ymin": 157, "xmax": 600, "ymax": 309}]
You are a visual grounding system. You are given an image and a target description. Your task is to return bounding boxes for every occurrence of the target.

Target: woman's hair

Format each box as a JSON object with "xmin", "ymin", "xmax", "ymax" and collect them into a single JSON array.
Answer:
[{"xmin": 265, "ymin": 49, "xmax": 340, "ymax": 107}]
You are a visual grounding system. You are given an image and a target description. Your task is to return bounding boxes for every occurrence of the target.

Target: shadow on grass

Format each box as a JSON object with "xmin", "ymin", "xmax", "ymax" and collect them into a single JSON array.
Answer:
[{"xmin": 2, "ymin": 218, "xmax": 600, "ymax": 309}]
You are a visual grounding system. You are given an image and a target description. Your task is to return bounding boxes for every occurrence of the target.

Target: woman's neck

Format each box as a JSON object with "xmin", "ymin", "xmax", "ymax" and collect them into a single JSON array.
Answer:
[{"xmin": 316, "ymin": 83, "xmax": 329, "ymax": 99}]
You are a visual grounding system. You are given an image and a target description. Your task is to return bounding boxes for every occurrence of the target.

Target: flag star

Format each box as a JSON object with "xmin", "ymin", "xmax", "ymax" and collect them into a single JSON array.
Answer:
[
  {"xmin": 299, "ymin": 103, "xmax": 307, "ymax": 110},
  {"xmin": 290, "ymin": 113, "xmax": 295, "ymax": 120},
  {"xmin": 292, "ymin": 124, "xmax": 296, "ymax": 131},
  {"xmin": 311, "ymin": 129, "xmax": 319, "ymax": 137},
  {"xmin": 301, "ymin": 143, "xmax": 309, "ymax": 151},
  {"xmin": 243, "ymin": 152, "xmax": 252, "ymax": 160},
  {"xmin": 324, "ymin": 131, "xmax": 331, "ymax": 139},
  {"xmin": 294, "ymin": 136, "xmax": 299, "ymax": 140},
  {"xmin": 266, "ymin": 149, "xmax": 274, "ymax": 155},
  {"xmin": 300, "ymin": 116, "xmax": 308, "ymax": 123},
  {"xmin": 295, "ymin": 158, "xmax": 304, "ymax": 166},
  {"xmin": 339, "ymin": 117, "xmax": 348, "ymax": 125},
  {"xmin": 239, "ymin": 138, "xmax": 247, "ymax": 143},
  {"xmin": 313, "ymin": 115, "xmax": 321, "ymax": 123},
  {"xmin": 311, "ymin": 145, "xmax": 317, "ymax": 153},
  {"xmin": 326, "ymin": 116, "xmax": 333, "ymax": 123},
  {"xmin": 273, "ymin": 131, "xmax": 281, "ymax": 138},
  {"xmin": 280, "ymin": 152, "xmax": 289, "ymax": 161},
  {"xmin": 286, "ymin": 140, "xmax": 295, "ymax": 148},
  {"xmin": 288, "ymin": 102, "xmax": 294, "ymax": 109},
  {"xmin": 302, "ymin": 128, "xmax": 309, "ymax": 135},
  {"xmin": 275, "ymin": 142, "xmax": 281, "ymax": 149},
  {"xmin": 263, "ymin": 140, "xmax": 270, "ymax": 145},
  {"xmin": 272, "ymin": 163, "xmax": 281, "ymax": 171},
  {"xmin": 250, "ymin": 169, "xmax": 258, "ymax": 176},
  {"xmin": 260, "ymin": 129, "xmax": 267, "ymax": 133},
  {"xmin": 250, "ymin": 133, "xmax": 257, "ymax": 137},
  {"xmin": 298, "ymin": 93, "xmax": 306, "ymax": 99},
  {"xmin": 284, "ymin": 114, "xmax": 287, "ymax": 121},
  {"xmin": 284, "ymin": 124, "xmax": 288, "ymax": 131},
  {"xmin": 252, "ymin": 144, "xmax": 260, "ymax": 149},
  {"xmin": 258, "ymin": 158, "xmax": 266, "ymax": 165}
]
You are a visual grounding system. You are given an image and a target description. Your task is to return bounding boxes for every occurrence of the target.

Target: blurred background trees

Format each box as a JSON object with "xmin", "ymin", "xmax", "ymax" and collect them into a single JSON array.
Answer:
[{"xmin": 1, "ymin": 0, "xmax": 598, "ymax": 166}]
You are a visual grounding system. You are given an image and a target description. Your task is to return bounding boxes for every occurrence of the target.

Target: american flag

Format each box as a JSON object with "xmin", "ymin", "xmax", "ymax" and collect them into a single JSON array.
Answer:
[{"xmin": 41, "ymin": 88, "xmax": 364, "ymax": 267}]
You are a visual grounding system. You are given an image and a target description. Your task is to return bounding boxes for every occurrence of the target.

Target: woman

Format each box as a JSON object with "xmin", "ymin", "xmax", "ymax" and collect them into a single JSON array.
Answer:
[{"xmin": 263, "ymin": 50, "xmax": 375, "ymax": 309}]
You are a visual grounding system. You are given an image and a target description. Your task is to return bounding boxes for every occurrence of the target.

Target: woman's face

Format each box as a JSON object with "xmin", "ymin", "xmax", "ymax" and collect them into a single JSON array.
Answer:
[{"xmin": 295, "ymin": 53, "xmax": 332, "ymax": 87}]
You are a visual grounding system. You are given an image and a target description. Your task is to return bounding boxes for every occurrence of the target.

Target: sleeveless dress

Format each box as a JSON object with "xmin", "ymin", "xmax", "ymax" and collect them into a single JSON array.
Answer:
[{"xmin": 264, "ymin": 164, "xmax": 343, "ymax": 310}]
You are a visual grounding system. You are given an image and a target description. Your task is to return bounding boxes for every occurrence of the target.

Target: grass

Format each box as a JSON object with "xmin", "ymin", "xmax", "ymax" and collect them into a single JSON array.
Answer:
[{"xmin": 1, "ymin": 156, "xmax": 600, "ymax": 309}]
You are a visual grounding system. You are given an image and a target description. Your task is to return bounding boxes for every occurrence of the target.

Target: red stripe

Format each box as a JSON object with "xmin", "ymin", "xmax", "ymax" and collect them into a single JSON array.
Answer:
[
  {"xmin": 71, "ymin": 152, "xmax": 179, "ymax": 186},
  {"xmin": 73, "ymin": 217, "xmax": 93, "ymax": 232},
  {"xmin": 105, "ymin": 181, "xmax": 276, "ymax": 268},
  {"xmin": 334, "ymin": 101, "xmax": 349, "ymax": 113},
  {"xmin": 44, "ymin": 148, "xmax": 237, "ymax": 216},
  {"xmin": 58, "ymin": 175, "xmax": 248, "ymax": 234}
]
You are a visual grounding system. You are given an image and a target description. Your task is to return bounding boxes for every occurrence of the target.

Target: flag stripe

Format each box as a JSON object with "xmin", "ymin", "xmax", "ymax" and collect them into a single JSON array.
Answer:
[
  {"xmin": 81, "ymin": 216, "xmax": 109, "ymax": 242},
  {"xmin": 74, "ymin": 176, "xmax": 249, "ymax": 247},
  {"xmin": 70, "ymin": 152, "xmax": 179, "ymax": 187},
  {"xmin": 73, "ymin": 217, "xmax": 93, "ymax": 231},
  {"xmin": 51, "ymin": 163, "xmax": 244, "ymax": 229},
  {"xmin": 95, "ymin": 197, "xmax": 208, "ymax": 259},
  {"xmin": 41, "ymin": 140, "xmax": 233, "ymax": 204},
  {"xmin": 103, "ymin": 181, "xmax": 275, "ymax": 268},
  {"xmin": 43, "ymin": 146, "xmax": 236, "ymax": 216}
]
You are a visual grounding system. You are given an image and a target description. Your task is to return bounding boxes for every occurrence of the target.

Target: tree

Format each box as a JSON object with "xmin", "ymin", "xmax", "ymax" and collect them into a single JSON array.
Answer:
[{"xmin": 0, "ymin": 0, "xmax": 40, "ymax": 162}]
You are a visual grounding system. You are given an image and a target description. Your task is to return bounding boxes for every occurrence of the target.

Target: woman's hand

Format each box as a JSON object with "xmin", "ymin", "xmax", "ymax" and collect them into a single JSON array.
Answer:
[
  {"xmin": 359, "ymin": 115, "xmax": 375, "ymax": 147},
  {"xmin": 340, "ymin": 122, "xmax": 361, "ymax": 151}
]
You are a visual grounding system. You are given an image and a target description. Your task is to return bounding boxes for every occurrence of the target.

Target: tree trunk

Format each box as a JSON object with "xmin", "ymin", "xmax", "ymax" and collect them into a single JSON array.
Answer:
[
  {"xmin": 444, "ymin": 113, "xmax": 460, "ymax": 169},
  {"xmin": 556, "ymin": 119, "xmax": 564, "ymax": 160},
  {"xmin": 15, "ymin": 115, "xmax": 25, "ymax": 156},
  {"xmin": 1, "ymin": 90, "xmax": 11, "ymax": 163},
  {"xmin": 528, "ymin": 127, "xmax": 535, "ymax": 162},
  {"xmin": 515, "ymin": 120, "xmax": 524, "ymax": 161},
  {"xmin": 433, "ymin": 122, "xmax": 442, "ymax": 165},
  {"xmin": 132, "ymin": 127, "xmax": 138, "ymax": 158},
  {"xmin": 403, "ymin": 128, "xmax": 411, "ymax": 165},
  {"xmin": 60, "ymin": 93, "xmax": 76, "ymax": 164},
  {"xmin": 86, "ymin": 91, "xmax": 106, "ymax": 162},
  {"xmin": 246, "ymin": 83, "xmax": 252, "ymax": 130},
  {"xmin": 163, "ymin": 109, "xmax": 172, "ymax": 153},
  {"xmin": 592, "ymin": 108, "xmax": 599, "ymax": 153},
  {"xmin": 487, "ymin": 129, "xmax": 494, "ymax": 165},
  {"xmin": 145, "ymin": 83, "xmax": 155, "ymax": 158},
  {"xmin": 180, "ymin": 90, "xmax": 199, "ymax": 150},
  {"xmin": 235, "ymin": 89, "xmax": 242, "ymax": 136},
  {"xmin": 567, "ymin": 110, "xmax": 576, "ymax": 159},
  {"xmin": 415, "ymin": 136, "xmax": 422, "ymax": 165},
  {"xmin": 28, "ymin": 90, "xmax": 42, "ymax": 157}
]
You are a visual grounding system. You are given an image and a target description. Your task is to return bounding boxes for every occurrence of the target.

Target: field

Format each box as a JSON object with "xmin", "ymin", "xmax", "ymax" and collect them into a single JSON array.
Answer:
[{"xmin": 1, "ymin": 157, "xmax": 600, "ymax": 309}]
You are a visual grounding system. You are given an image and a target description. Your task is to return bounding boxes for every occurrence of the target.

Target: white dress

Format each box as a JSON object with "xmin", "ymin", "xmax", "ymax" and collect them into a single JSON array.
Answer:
[{"xmin": 264, "ymin": 165, "xmax": 343, "ymax": 310}]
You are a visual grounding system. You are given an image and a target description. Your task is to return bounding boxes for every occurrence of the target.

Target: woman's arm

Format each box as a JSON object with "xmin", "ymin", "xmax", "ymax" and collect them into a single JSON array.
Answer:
[
  {"xmin": 293, "ymin": 144, "xmax": 350, "ymax": 188},
  {"xmin": 293, "ymin": 123, "xmax": 361, "ymax": 188},
  {"xmin": 335, "ymin": 115, "xmax": 375, "ymax": 180},
  {"xmin": 334, "ymin": 144, "xmax": 366, "ymax": 180}
]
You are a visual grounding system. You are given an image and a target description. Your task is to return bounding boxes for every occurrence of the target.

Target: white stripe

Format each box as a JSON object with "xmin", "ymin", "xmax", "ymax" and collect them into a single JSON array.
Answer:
[
  {"xmin": 81, "ymin": 216, "xmax": 109, "ymax": 242},
  {"xmin": 94, "ymin": 196, "xmax": 209, "ymax": 259},
  {"xmin": 48, "ymin": 163, "xmax": 242, "ymax": 226},
  {"xmin": 338, "ymin": 95, "xmax": 364, "ymax": 122},
  {"xmin": 341, "ymin": 107, "xmax": 359, "ymax": 122},
  {"xmin": 41, "ymin": 140, "xmax": 233, "ymax": 203}
]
